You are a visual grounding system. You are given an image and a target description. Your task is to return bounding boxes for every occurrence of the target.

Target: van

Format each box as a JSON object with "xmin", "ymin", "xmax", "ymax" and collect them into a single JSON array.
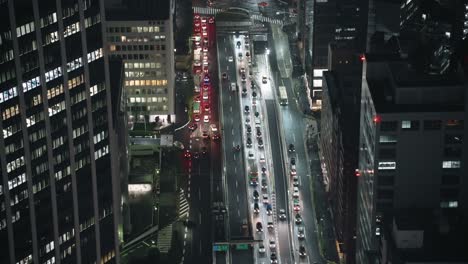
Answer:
[
  {"xmin": 255, "ymin": 117, "xmax": 261, "ymax": 127},
  {"xmin": 267, "ymin": 215, "xmax": 274, "ymax": 229}
]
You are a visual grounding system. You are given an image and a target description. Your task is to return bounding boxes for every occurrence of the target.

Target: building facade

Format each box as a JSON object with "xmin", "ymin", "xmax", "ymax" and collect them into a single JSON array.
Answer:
[
  {"xmin": 105, "ymin": 0, "xmax": 175, "ymax": 124},
  {"xmin": 355, "ymin": 54, "xmax": 468, "ymax": 263},
  {"xmin": 321, "ymin": 43, "xmax": 362, "ymax": 264},
  {"xmin": 0, "ymin": 0, "xmax": 121, "ymax": 263}
]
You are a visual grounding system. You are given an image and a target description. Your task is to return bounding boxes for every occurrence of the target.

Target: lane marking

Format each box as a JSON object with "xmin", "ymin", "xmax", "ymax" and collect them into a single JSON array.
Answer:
[
  {"xmin": 236, "ymin": 180, "xmax": 238, "ymax": 188},
  {"xmin": 231, "ymin": 129, "xmax": 234, "ymax": 136},
  {"xmin": 199, "ymin": 212, "xmax": 202, "ymax": 224},
  {"xmin": 199, "ymin": 243, "xmax": 202, "ymax": 255},
  {"xmin": 230, "ymin": 106, "xmax": 232, "ymax": 112},
  {"xmin": 237, "ymin": 195, "xmax": 239, "ymax": 202},
  {"xmin": 198, "ymin": 189, "xmax": 201, "ymax": 201},
  {"xmin": 234, "ymin": 167, "xmax": 237, "ymax": 173},
  {"xmin": 293, "ymin": 133, "xmax": 296, "ymax": 142},
  {"xmin": 237, "ymin": 210, "xmax": 240, "ymax": 217}
]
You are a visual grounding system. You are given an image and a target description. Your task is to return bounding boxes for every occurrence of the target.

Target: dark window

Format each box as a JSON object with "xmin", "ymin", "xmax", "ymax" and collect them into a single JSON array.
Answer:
[
  {"xmin": 440, "ymin": 188, "xmax": 459, "ymax": 200},
  {"xmin": 380, "ymin": 121, "xmax": 398, "ymax": 131},
  {"xmin": 379, "ymin": 148, "xmax": 396, "ymax": 159},
  {"xmin": 441, "ymin": 175, "xmax": 460, "ymax": 185},
  {"xmin": 424, "ymin": 120, "xmax": 441, "ymax": 130},
  {"xmin": 444, "ymin": 147, "xmax": 462, "ymax": 158},
  {"xmin": 378, "ymin": 176, "xmax": 394, "ymax": 186},
  {"xmin": 445, "ymin": 134, "xmax": 463, "ymax": 144},
  {"xmin": 377, "ymin": 189, "xmax": 393, "ymax": 200}
]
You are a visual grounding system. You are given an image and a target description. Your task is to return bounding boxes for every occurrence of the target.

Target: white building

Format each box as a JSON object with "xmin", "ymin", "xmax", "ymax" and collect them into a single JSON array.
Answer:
[{"xmin": 105, "ymin": 0, "xmax": 175, "ymax": 124}]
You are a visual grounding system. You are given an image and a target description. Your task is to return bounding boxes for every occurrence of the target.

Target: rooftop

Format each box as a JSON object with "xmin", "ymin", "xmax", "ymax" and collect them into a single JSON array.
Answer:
[{"xmin": 105, "ymin": 0, "xmax": 171, "ymax": 21}]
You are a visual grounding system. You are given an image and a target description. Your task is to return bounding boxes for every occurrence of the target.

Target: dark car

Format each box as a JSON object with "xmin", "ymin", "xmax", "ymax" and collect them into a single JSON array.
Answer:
[
  {"xmin": 236, "ymin": 41, "xmax": 241, "ymax": 47},
  {"xmin": 256, "ymin": 127, "xmax": 262, "ymax": 137},
  {"xmin": 247, "ymin": 137, "xmax": 252, "ymax": 147},
  {"xmin": 289, "ymin": 144, "xmax": 295, "ymax": 152},
  {"xmin": 258, "ymin": 138, "xmax": 264, "ymax": 148},
  {"xmin": 252, "ymin": 91, "xmax": 257, "ymax": 98},
  {"xmin": 241, "ymin": 73, "xmax": 246, "ymax": 80},
  {"xmin": 242, "ymin": 87, "xmax": 247, "ymax": 95},
  {"xmin": 270, "ymin": 253, "xmax": 278, "ymax": 263},
  {"xmin": 256, "ymin": 222, "xmax": 263, "ymax": 232},
  {"xmin": 261, "ymin": 166, "xmax": 267, "ymax": 173},
  {"xmin": 295, "ymin": 213, "xmax": 303, "ymax": 224},
  {"xmin": 246, "ymin": 125, "xmax": 252, "ymax": 134},
  {"xmin": 254, "ymin": 202, "xmax": 260, "ymax": 213},
  {"xmin": 291, "ymin": 157, "xmax": 296, "ymax": 165},
  {"xmin": 261, "ymin": 179, "xmax": 267, "ymax": 190},
  {"xmin": 253, "ymin": 190, "xmax": 259, "ymax": 199},
  {"xmin": 299, "ymin": 246, "xmax": 306, "ymax": 257},
  {"xmin": 244, "ymin": 105, "xmax": 250, "ymax": 113}
]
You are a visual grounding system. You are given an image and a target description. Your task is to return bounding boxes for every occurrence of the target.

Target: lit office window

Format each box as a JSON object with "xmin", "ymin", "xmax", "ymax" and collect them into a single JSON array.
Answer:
[
  {"xmin": 378, "ymin": 161, "xmax": 396, "ymax": 170},
  {"xmin": 442, "ymin": 161, "xmax": 461, "ymax": 169}
]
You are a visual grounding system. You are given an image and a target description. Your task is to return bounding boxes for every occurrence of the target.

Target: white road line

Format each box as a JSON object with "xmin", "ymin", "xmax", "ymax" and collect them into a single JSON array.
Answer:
[
  {"xmin": 234, "ymin": 167, "xmax": 237, "ymax": 173},
  {"xmin": 198, "ymin": 189, "xmax": 201, "ymax": 201},
  {"xmin": 232, "ymin": 129, "xmax": 234, "ymax": 135},
  {"xmin": 227, "ymin": 65, "xmax": 229, "ymax": 70},
  {"xmin": 237, "ymin": 195, "xmax": 239, "ymax": 202},
  {"xmin": 199, "ymin": 243, "xmax": 202, "ymax": 255},
  {"xmin": 236, "ymin": 180, "xmax": 238, "ymax": 188},
  {"xmin": 229, "ymin": 95, "xmax": 231, "ymax": 101},
  {"xmin": 231, "ymin": 118, "xmax": 233, "ymax": 124},
  {"xmin": 184, "ymin": 233, "xmax": 187, "ymax": 239},
  {"xmin": 230, "ymin": 106, "xmax": 232, "ymax": 112},
  {"xmin": 233, "ymin": 155, "xmax": 236, "ymax": 161},
  {"xmin": 199, "ymin": 212, "xmax": 202, "ymax": 224},
  {"xmin": 237, "ymin": 210, "xmax": 240, "ymax": 216},
  {"xmin": 293, "ymin": 133, "xmax": 296, "ymax": 142}
]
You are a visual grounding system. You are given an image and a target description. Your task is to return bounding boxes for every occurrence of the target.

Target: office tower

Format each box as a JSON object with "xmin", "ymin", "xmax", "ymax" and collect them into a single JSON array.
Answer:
[
  {"xmin": 105, "ymin": 0, "xmax": 175, "ymax": 125},
  {"xmin": 355, "ymin": 53, "xmax": 468, "ymax": 263},
  {"xmin": 320, "ymin": 43, "xmax": 362, "ymax": 264},
  {"xmin": 307, "ymin": 0, "xmax": 368, "ymax": 111},
  {"xmin": 0, "ymin": 0, "xmax": 121, "ymax": 263}
]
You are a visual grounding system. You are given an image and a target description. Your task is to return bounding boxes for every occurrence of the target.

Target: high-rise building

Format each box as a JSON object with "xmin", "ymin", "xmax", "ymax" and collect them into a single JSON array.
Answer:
[
  {"xmin": 320, "ymin": 42, "xmax": 362, "ymax": 264},
  {"xmin": 355, "ymin": 53, "xmax": 468, "ymax": 263},
  {"xmin": 0, "ymin": 0, "xmax": 121, "ymax": 263},
  {"xmin": 105, "ymin": 0, "xmax": 175, "ymax": 125}
]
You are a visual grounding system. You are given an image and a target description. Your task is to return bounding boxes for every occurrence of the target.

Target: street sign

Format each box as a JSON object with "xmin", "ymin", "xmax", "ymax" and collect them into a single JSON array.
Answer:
[
  {"xmin": 236, "ymin": 244, "xmax": 249, "ymax": 250},
  {"xmin": 213, "ymin": 244, "xmax": 229, "ymax": 252}
]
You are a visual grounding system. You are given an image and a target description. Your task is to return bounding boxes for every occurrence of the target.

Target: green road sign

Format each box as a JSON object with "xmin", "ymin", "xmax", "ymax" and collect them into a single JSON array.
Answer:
[
  {"xmin": 236, "ymin": 244, "xmax": 249, "ymax": 250},
  {"xmin": 213, "ymin": 244, "xmax": 229, "ymax": 252}
]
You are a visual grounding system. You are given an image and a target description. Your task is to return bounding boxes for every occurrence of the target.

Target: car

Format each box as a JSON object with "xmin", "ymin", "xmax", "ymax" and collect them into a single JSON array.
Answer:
[
  {"xmin": 279, "ymin": 209, "xmax": 286, "ymax": 220},
  {"xmin": 204, "ymin": 104, "xmax": 210, "ymax": 112},
  {"xmin": 241, "ymin": 73, "xmax": 246, "ymax": 80},
  {"xmin": 293, "ymin": 199, "xmax": 301, "ymax": 211},
  {"xmin": 246, "ymin": 51, "xmax": 250, "ymax": 57},
  {"xmin": 258, "ymin": 244, "xmax": 266, "ymax": 253},
  {"xmin": 248, "ymin": 151, "xmax": 255, "ymax": 159},
  {"xmin": 203, "ymin": 37, "xmax": 208, "ymax": 44},
  {"xmin": 266, "ymin": 203, "xmax": 272, "ymax": 215},
  {"xmin": 203, "ymin": 115, "xmax": 210, "ymax": 123},
  {"xmin": 293, "ymin": 187, "xmax": 300, "ymax": 198},
  {"xmin": 184, "ymin": 150, "xmax": 191, "ymax": 158},
  {"xmin": 262, "ymin": 194, "xmax": 269, "ymax": 204},
  {"xmin": 194, "ymin": 114, "xmax": 200, "ymax": 122},
  {"xmin": 295, "ymin": 213, "xmax": 303, "ymax": 224},
  {"xmin": 254, "ymin": 202, "xmax": 260, "ymax": 213},
  {"xmin": 298, "ymin": 226, "xmax": 305, "ymax": 239},
  {"xmin": 228, "ymin": 56, "xmax": 233, "ymax": 62},
  {"xmin": 269, "ymin": 240, "xmax": 276, "ymax": 249},
  {"xmin": 261, "ymin": 166, "xmax": 267, "ymax": 173},
  {"xmin": 204, "ymin": 75, "xmax": 210, "ymax": 83},
  {"xmin": 242, "ymin": 87, "xmax": 247, "ymax": 95},
  {"xmin": 262, "ymin": 76, "xmax": 267, "ymax": 83},
  {"xmin": 251, "ymin": 82, "xmax": 256, "ymax": 89},
  {"xmin": 203, "ymin": 84, "xmax": 209, "ymax": 91},
  {"xmin": 256, "ymin": 127, "xmax": 262, "ymax": 137},
  {"xmin": 260, "ymin": 155, "xmax": 266, "ymax": 163},
  {"xmin": 290, "ymin": 169, "xmax": 297, "ymax": 176},
  {"xmin": 246, "ymin": 137, "xmax": 252, "ymax": 147},
  {"xmin": 299, "ymin": 246, "xmax": 306, "ymax": 257},
  {"xmin": 253, "ymin": 190, "xmax": 259, "ymax": 199},
  {"xmin": 238, "ymin": 52, "xmax": 243, "ymax": 58},
  {"xmin": 236, "ymin": 41, "xmax": 241, "ymax": 47},
  {"xmin": 244, "ymin": 105, "xmax": 250, "ymax": 113},
  {"xmin": 240, "ymin": 67, "xmax": 245, "ymax": 73},
  {"xmin": 195, "ymin": 41, "xmax": 200, "ymax": 46},
  {"xmin": 188, "ymin": 123, "xmax": 197, "ymax": 131},
  {"xmin": 270, "ymin": 253, "xmax": 278, "ymax": 264},
  {"xmin": 261, "ymin": 179, "xmax": 267, "ymax": 190},
  {"xmin": 289, "ymin": 143, "xmax": 295, "ymax": 152},
  {"xmin": 245, "ymin": 117, "xmax": 250, "ymax": 125},
  {"xmin": 210, "ymin": 124, "xmax": 217, "ymax": 132},
  {"xmin": 222, "ymin": 72, "xmax": 228, "ymax": 79},
  {"xmin": 201, "ymin": 147, "xmax": 208, "ymax": 155},
  {"xmin": 246, "ymin": 125, "xmax": 252, "ymax": 134},
  {"xmin": 291, "ymin": 157, "xmax": 296, "ymax": 165},
  {"xmin": 230, "ymin": 82, "xmax": 236, "ymax": 91},
  {"xmin": 193, "ymin": 152, "xmax": 200, "ymax": 159},
  {"xmin": 256, "ymin": 222, "xmax": 263, "ymax": 232},
  {"xmin": 203, "ymin": 55, "xmax": 208, "ymax": 62},
  {"xmin": 201, "ymin": 17, "xmax": 206, "ymax": 23},
  {"xmin": 209, "ymin": 17, "xmax": 215, "ymax": 23},
  {"xmin": 258, "ymin": 138, "xmax": 264, "ymax": 148},
  {"xmin": 292, "ymin": 175, "xmax": 299, "ymax": 187},
  {"xmin": 203, "ymin": 46, "xmax": 208, "ymax": 52},
  {"xmin": 252, "ymin": 91, "xmax": 257, "ymax": 98}
]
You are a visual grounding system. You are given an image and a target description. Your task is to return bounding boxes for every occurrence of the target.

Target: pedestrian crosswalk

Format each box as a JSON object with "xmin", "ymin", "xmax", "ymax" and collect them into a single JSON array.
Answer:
[
  {"xmin": 193, "ymin": 6, "xmax": 223, "ymax": 15},
  {"xmin": 178, "ymin": 189, "xmax": 189, "ymax": 219},
  {"xmin": 192, "ymin": 6, "xmax": 284, "ymax": 25},
  {"xmin": 157, "ymin": 224, "xmax": 173, "ymax": 253}
]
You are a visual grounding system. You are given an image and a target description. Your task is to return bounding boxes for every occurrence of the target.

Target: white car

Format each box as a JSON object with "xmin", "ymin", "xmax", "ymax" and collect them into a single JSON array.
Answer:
[
  {"xmin": 228, "ymin": 56, "xmax": 233, "ymax": 62},
  {"xmin": 269, "ymin": 240, "xmax": 276, "ymax": 249},
  {"xmin": 262, "ymin": 194, "xmax": 269, "ymax": 204},
  {"xmin": 293, "ymin": 187, "xmax": 299, "ymax": 198},
  {"xmin": 248, "ymin": 151, "xmax": 255, "ymax": 159},
  {"xmin": 260, "ymin": 155, "xmax": 265, "ymax": 163},
  {"xmin": 203, "ymin": 47, "xmax": 208, "ymax": 52},
  {"xmin": 259, "ymin": 244, "xmax": 266, "ymax": 253},
  {"xmin": 203, "ymin": 115, "xmax": 210, "ymax": 123}
]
